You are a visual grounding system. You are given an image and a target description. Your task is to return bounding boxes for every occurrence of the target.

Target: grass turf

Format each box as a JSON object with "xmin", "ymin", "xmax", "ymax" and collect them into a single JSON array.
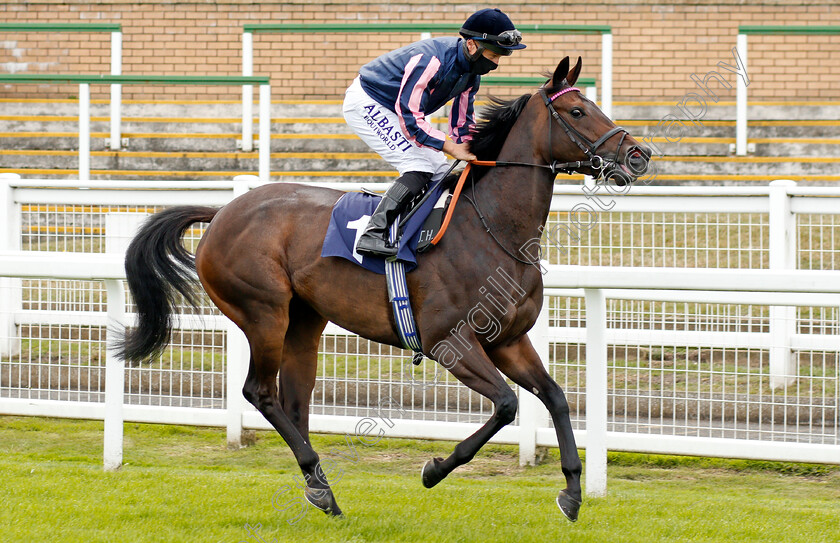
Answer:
[{"xmin": 0, "ymin": 416, "xmax": 838, "ymax": 543}]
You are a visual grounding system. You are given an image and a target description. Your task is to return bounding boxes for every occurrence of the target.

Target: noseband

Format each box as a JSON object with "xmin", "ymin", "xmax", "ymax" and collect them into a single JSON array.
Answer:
[{"xmin": 539, "ymin": 86, "xmax": 628, "ymax": 176}]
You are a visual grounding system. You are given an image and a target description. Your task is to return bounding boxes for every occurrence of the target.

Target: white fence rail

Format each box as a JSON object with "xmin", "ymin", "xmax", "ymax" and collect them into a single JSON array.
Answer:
[{"xmin": 1, "ymin": 174, "xmax": 838, "ymax": 498}]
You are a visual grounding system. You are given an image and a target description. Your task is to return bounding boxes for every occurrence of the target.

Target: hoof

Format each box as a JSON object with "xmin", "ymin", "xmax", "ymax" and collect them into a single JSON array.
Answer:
[
  {"xmin": 304, "ymin": 486, "xmax": 343, "ymax": 517},
  {"xmin": 556, "ymin": 489, "xmax": 582, "ymax": 522},
  {"xmin": 421, "ymin": 457, "xmax": 446, "ymax": 488}
]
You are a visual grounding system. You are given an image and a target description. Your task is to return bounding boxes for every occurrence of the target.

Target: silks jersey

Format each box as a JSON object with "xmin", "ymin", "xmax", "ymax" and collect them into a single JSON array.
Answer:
[{"xmin": 358, "ymin": 36, "xmax": 480, "ymax": 151}]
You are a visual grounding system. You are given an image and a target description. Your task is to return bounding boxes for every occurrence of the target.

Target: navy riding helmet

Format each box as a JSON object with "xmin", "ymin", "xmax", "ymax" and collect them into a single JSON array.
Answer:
[{"xmin": 459, "ymin": 8, "xmax": 527, "ymax": 56}]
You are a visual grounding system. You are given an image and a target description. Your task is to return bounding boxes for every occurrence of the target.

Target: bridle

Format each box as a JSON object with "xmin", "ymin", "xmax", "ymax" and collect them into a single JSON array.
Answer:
[
  {"xmin": 407, "ymin": 83, "xmax": 650, "ymax": 265},
  {"xmin": 470, "ymin": 85, "xmax": 643, "ymax": 178},
  {"xmin": 539, "ymin": 86, "xmax": 629, "ymax": 176},
  {"xmin": 459, "ymin": 84, "xmax": 645, "ymax": 265}
]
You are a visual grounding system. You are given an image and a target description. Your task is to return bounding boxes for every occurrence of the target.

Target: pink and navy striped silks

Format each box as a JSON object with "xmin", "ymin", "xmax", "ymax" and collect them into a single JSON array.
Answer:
[{"xmin": 359, "ymin": 36, "xmax": 479, "ymax": 151}]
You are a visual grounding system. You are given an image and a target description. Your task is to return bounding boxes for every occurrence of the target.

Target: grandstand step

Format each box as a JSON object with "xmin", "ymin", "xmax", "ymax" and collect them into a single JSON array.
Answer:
[
  {"xmin": 7, "ymin": 131, "xmax": 840, "ymax": 157},
  {"xmin": 0, "ymin": 167, "xmax": 396, "ymax": 184},
  {"xmin": 9, "ymin": 115, "xmax": 840, "ymax": 144},
  {"xmin": 612, "ymin": 103, "xmax": 840, "ymax": 122},
  {"xmin": 7, "ymin": 99, "xmax": 840, "ymax": 121},
  {"xmin": 4, "ymin": 167, "xmax": 839, "ymax": 186},
  {"xmin": 0, "ymin": 150, "xmax": 386, "ymax": 172},
  {"xmin": 5, "ymin": 100, "xmax": 840, "ymax": 182},
  {"xmin": 0, "ymin": 133, "xmax": 374, "ymax": 153},
  {"xmin": 3, "ymin": 153, "xmax": 840, "ymax": 183}
]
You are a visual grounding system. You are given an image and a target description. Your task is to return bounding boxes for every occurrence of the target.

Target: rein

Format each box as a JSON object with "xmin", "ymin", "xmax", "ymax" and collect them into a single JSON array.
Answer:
[{"xmin": 428, "ymin": 162, "xmax": 541, "ymax": 265}]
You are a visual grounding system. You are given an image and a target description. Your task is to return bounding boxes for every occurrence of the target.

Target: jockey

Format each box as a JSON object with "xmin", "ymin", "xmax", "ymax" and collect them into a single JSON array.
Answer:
[{"xmin": 343, "ymin": 8, "xmax": 526, "ymax": 258}]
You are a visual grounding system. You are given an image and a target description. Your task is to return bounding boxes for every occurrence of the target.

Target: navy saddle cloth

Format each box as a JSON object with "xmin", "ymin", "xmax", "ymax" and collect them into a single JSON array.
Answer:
[{"xmin": 321, "ymin": 183, "xmax": 448, "ymax": 274}]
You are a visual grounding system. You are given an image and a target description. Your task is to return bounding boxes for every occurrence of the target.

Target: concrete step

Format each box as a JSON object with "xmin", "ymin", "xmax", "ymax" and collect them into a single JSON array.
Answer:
[
  {"xmin": 0, "ymin": 100, "xmax": 340, "ymax": 118},
  {"xmin": 4, "ymin": 150, "xmax": 840, "ymax": 180},
  {"xmin": 0, "ymin": 134, "xmax": 376, "ymax": 153},
  {"xmin": 7, "ymin": 132, "xmax": 840, "ymax": 158},
  {"xmin": 612, "ymin": 103, "xmax": 840, "ymax": 122},
  {"xmin": 10, "ymin": 115, "xmax": 840, "ymax": 137},
  {"xmin": 6, "ymin": 121, "xmax": 840, "ymax": 158},
  {"xmin": 634, "ymin": 123, "xmax": 840, "ymax": 140},
  {"xmin": 8, "ymin": 99, "xmax": 839, "ymax": 122},
  {"xmin": 1, "ymin": 168, "xmax": 394, "ymax": 184},
  {"xmin": 0, "ymin": 151, "xmax": 384, "ymax": 172},
  {"xmin": 4, "ymin": 100, "xmax": 840, "ymax": 183},
  {"xmin": 652, "ymin": 157, "xmax": 840, "ymax": 176},
  {"xmin": 4, "ymin": 167, "xmax": 837, "ymax": 187}
]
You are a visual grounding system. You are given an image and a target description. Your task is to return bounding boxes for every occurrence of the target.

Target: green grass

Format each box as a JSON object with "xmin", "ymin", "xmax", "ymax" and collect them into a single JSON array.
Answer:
[{"xmin": 0, "ymin": 416, "xmax": 838, "ymax": 543}]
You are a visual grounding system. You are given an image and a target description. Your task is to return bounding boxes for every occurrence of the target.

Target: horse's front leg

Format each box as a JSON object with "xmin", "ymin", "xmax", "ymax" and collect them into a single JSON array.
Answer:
[
  {"xmin": 420, "ymin": 332, "xmax": 519, "ymax": 488},
  {"xmin": 488, "ymin": 335, "xmax": 583, "ymax": 522}
]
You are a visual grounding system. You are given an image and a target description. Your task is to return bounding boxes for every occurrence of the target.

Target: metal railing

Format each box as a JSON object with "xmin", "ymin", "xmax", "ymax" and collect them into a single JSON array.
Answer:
[
  {"xmin": 1, "ymin": 174, "xmax": 838, "ymax": 498},
  {"xmin": 240, "ymin": 23, "xmax": 612, "ymax": 150},
  {"xmin": 0, "ymin": 75, "xmax": 272, "ymax": 182},
  {"xmin": 736, "ymin": 25, "xmax": 840, "ymax": 155},
  {"xmin": 0, "ymin": 23, "xmax": 124, "ymax": 151}
]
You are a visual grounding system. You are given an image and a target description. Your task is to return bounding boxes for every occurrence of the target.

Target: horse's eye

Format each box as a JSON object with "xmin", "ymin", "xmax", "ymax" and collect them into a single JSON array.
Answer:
[{"xmin": 570, "ymin": 108, "xmax": 584, "ymax": 119}]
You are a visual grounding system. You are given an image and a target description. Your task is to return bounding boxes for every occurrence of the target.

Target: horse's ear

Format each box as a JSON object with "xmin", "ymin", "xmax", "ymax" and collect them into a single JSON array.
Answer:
[
  {"xmin": 551, "ymin": 56, "xmax": 570, "ymax": 88},
  {"xmin": 566, "ymin": 56, "xmax": 583, "ymax": 87}
]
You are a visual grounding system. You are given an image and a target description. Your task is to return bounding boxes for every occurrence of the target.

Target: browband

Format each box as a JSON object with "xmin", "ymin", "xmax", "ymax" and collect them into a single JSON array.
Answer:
[{"xmin": 547, "ymin": 86, "xmax": 581, "ymax": 103}]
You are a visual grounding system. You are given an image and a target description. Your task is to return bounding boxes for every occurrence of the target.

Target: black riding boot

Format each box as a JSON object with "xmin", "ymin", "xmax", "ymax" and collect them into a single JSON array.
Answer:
[{"xmin": 356, "ymin": 172, "xmax": 430, "ymax": 258}]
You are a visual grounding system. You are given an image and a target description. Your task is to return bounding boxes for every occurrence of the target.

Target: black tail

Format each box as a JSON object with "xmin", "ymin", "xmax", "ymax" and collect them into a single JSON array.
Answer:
[{"xmin": 115, "ymin": 206, "xmax": 219, "ymax": 362}]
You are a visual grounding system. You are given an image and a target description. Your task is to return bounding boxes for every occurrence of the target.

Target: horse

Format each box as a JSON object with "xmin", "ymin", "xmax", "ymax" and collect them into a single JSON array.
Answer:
[{"xmin": 116, "ymin": 56, "xmax": 650, "ymax": 522}]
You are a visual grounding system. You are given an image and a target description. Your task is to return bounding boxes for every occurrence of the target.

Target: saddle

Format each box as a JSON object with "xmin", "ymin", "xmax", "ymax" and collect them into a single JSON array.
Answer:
[
  {"xmin": 414, "ymin": 175, "xmax": 457, "ymax": 253},
  {"xmin": 356, "ymin": 172, "xmax": 459, "ymax": 256},
  {"xmin": 319, "ymin": 170, "xmax": 467, "ymax": 356}
]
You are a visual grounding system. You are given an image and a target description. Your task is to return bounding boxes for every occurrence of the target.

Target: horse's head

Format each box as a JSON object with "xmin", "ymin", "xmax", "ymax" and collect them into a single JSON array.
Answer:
[{"xmin": 537, "ymin": 56, "xmax": 650, "ymax": 186}]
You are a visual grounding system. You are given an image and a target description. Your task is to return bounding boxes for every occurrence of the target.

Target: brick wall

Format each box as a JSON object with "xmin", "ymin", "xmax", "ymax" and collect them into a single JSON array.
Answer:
[{"xmin": 1, "ymin": 1, "xmax": 838, "ymax": 102}]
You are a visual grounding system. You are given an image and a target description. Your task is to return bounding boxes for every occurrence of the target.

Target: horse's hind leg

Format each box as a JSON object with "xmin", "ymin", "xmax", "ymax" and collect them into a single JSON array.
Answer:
[
  {"xmin": 488, "ymin": 335, "xmax": 583, "ymax": 522},
  {"xmin": 240, "ymin": 297, "xmax": 341, "ymax": 516},
  {"xmin": 420, "ymin": 335, "xmax": 519, "ymax": 489},
  {"xmin": 278, "ymin": 297, "xmax": 327, "ymax": 444}
]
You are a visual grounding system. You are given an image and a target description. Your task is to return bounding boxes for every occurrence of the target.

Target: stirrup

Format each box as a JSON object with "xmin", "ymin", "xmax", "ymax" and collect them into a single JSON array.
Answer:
[{"xmin": 356, "ymin": 235, "xmax": 398, "ymax": 258}]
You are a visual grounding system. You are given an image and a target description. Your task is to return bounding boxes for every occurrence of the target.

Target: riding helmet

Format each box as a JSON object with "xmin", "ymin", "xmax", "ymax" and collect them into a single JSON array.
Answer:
[{"xmin": 459, "ymin": 8, "xmax": 527, "ymax": 56}]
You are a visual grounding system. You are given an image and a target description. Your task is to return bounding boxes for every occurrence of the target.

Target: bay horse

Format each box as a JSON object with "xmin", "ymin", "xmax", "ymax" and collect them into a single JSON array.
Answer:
[{"xmin": 117, "ymin": 57, "xmax": 650, "ymax": 522}]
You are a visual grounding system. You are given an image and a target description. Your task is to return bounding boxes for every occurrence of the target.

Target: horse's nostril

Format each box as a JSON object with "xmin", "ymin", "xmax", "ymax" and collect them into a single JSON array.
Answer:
[{"xmin": 626, "ymin": 149, "xmax": 650, "ymax": 175}]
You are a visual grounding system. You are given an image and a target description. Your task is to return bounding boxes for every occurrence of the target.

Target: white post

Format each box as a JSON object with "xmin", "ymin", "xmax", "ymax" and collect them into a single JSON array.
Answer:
[
  {"xmin": 242, "ymin": 31, "xmax": 254, "ymax": 152},
  {"xmin": 521, "ymin": 292, "xmax": 551, "ymax": 466},
  {"xmin": 226, "ymin": 175, "xmax": 252, "ymax": 447},
  {"xmin": 226, "ymin": 318, "xmax": 249, "ymax": 448},
  {"xmin": 584, "ymin": 288, "xmax": 607, "ymax": 497},
  {"xmin": 736, "ymin": 33, "xmax": 748, "ymax": 156},
  {"xmin": 104, "ymin": 279, "xmax": 126, "ymax": 471},
  {"xmin": 105, "ymin": 213, "xmax": 147, "ymax": 255},
  {"xmin": 233, "ymin": 174, "xmax": 258, "ymax": 195},
  {"xmin": 258, "ymin": 84, "xmax": 271, "ymax": 184},
  {"xmin": 0, "ymin": 173, "xmax": 21, "ymax": 357},
  {"xmin": 109, "ymin": 31, "xmax": 123, "ymax": 151},
  {"xmin": 79, "ymin": 83, "xmax": 91, "ymax": 182},
  {"xmin": 600, "ymin": 32, "xmax": 613, "ymax": 120},
  {"xmin": 768, "ymin": 180, "xmax": 797, "ymax": 389}
]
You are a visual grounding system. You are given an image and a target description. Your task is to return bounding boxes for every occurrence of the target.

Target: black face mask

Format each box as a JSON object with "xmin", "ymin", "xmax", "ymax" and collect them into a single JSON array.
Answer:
[{"xmin": 470, "ymin": 55, "xmax": 498, "ymax": 75}]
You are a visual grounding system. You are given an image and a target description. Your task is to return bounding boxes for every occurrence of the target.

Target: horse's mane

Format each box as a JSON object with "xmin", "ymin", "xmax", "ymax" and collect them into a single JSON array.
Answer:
[
  {"xmin": 468, "ymin": 93, "xmax": 532, "ymax": 161},
  {"xmin": 466, "ymin": 70, "xmax": 575, "ymax": 162},
  {"xmin": 444, "ymin": 93, "xmax": 532, "ymax": 184}
]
